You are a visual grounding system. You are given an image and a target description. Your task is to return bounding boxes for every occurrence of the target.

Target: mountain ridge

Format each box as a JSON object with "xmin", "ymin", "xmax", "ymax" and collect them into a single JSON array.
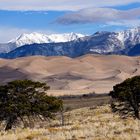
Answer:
[
  {"xmin": 0, "ymin": 27, "xmax": 140, "ymax": 58},
  {"xmin": 9, "ymin": 32, "xmax": 85, "ymax": 47},
  {"xmin": 0, "ymin": 32, "xmax": 85, "ymax": 53}
]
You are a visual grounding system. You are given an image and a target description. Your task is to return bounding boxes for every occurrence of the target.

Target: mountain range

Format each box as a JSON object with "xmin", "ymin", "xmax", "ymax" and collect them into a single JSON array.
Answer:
[
  {"xmin": 0, "ymin": 32, "xmax": 84, "ymax": 53},
  {"xmin": 0, "ymin": 27, "xmax": 140, "ymax": 58}
]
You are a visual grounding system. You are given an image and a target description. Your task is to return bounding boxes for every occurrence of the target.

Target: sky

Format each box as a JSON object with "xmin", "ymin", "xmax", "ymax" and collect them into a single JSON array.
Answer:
[{"xmin": 0, "ymin": 0, "xmax": 140, "ymax": 42}]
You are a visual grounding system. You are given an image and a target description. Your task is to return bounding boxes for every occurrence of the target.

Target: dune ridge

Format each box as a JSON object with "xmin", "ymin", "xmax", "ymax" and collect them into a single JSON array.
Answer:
[{"xmin": 0, "ymin": 55, "xmax": 140, "ymax": 94}]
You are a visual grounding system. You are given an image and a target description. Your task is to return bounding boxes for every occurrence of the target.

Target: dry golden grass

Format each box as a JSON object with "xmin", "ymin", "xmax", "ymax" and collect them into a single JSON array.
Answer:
[{"xmin": 0, "ymin": 105, "xmax": 140, "ymax": 140}]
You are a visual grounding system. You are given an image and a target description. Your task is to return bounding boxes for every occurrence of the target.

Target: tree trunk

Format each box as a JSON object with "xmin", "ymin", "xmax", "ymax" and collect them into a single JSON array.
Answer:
[
  {"xmin": 132, "ymin": 103, "xmax": 139, "ymax": 119},
  {"xmin": 130, "ymin": 93, "xmax": 139, "ymax": 119},
  {"xmin": 60, "ymin": 110, "xmax": 64, "ymax": 126},
  {"xmin": 5, "ymin": 116, "xmax": 16, "ymax": 131},
  {"xmin": 134, "ymin": 109, "xmax": 139, "ymax": 119},
  {"xmin": 5, "ymin": 119, "xmax": 13, "ymax": 131}
]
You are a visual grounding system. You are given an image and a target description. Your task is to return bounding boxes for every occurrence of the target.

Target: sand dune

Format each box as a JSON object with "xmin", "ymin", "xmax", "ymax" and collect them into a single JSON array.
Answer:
[{"xmin": 0, "ymin": 55, "xmax": 140, "ymax": 94}]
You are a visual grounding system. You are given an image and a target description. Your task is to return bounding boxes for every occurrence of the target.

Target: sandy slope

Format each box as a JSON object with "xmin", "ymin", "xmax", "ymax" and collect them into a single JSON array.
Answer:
[{"xmin": 0, "ymin": 55, "xmax": 140, "ymax": 94}]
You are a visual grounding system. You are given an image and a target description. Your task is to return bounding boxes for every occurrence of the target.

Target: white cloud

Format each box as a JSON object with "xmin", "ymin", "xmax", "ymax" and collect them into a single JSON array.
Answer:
[
  {"xmin": 0, "ymin": 26, "xmax": 55, "ymax": 43},
  {"xmin": 0, "ymin": 0, "xmax": 139, "ymax": 11},
  {"xmin": 56, "ymin": 7, "xmax": 140, "ymax": 27},
  {"xmin": 107, "ymin": 19, "xmax": 140, "ymax": 27}
]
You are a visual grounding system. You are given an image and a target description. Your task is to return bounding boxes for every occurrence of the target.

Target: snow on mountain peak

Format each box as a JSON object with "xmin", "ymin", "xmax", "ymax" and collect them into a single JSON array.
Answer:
[
  {"xmin": 9, "ymin": 32, "xmax": 85, "ymax": 47},
  {"xmin": 116, "ymin": 27, "xmax": 140, "ymax": 46}
]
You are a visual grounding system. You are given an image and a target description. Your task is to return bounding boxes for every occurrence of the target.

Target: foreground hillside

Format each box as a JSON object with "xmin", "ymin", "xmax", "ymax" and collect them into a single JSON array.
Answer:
[
  {"xmin": 0, "ymin": 105, "xmax": 140, "ymax": 140},
  {"xmin": 0, "ymin": 55, "xmax": 140, "ymax": 94}
]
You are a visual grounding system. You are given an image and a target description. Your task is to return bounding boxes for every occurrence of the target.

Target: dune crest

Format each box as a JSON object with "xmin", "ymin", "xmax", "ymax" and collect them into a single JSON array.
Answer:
[{"xmin": 0, "ymin": 55, "xmax": 140, "ymax": 94}]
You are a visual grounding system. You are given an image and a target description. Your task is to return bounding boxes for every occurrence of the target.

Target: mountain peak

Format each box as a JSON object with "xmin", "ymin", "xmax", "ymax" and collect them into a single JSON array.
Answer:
[{"xmin": 9, "ymin": 32, "xmax": 85, "ymax": 47}]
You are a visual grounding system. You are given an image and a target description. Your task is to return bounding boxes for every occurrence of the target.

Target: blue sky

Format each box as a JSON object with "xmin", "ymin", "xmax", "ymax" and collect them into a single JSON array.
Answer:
[{"xmin": 0, "ymin": 0, "xmax": 140, "ymax": 42}]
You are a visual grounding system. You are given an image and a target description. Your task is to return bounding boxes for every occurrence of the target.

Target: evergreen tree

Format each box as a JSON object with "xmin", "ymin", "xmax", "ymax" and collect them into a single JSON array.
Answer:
[
  {"xmin": 109, "ymin": 76, "xmax": 140, "ymax": 119},
  {"xmin": 0, "ymin": 80, "xmax": 63, "ymax": 130}
]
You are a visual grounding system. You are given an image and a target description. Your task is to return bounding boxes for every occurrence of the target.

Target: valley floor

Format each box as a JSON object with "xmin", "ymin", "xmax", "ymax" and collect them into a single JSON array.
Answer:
[{"xmin": 0, "ymin": 105, "xmax": 140, "ymax": 140}]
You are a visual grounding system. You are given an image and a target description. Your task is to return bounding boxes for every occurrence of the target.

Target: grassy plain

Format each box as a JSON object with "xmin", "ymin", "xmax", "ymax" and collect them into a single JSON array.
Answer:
[{"xmin": 0, "ymin": 95, "xmax": 140, "ymax": 140}]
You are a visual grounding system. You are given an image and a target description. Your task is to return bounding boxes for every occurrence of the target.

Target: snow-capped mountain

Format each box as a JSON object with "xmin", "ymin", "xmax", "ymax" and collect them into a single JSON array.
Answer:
[
  {"xmin": 88, "ymin": 27, "xmax": 140, "ymax": 54},
  {"xmin": 117, "ymin": 27, "xmax": 140, "ymax": 44},
  {"xmin": 9, "ymin": 32, "xmax": 85, "ymax": 47},
  {"xmin": 0, "ymin": 27, "xmax": 140, "ymax": 58},
  {"xmin": 0, "ymin": 32, "xmax": 84, "ymax": 53},
  {"xmin": 117, "ymin": 27, "xmax": 140, "ymax": 47}
]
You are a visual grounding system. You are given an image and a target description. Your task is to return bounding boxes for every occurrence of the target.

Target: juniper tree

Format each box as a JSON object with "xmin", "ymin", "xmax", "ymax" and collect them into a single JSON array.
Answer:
[
  {"xmin": 0, "ymin": 80, "xmax": 63, "ymax": 130},
  {"xmin": 109, "ymin": 76, "xmax": 140, "ymax": 119}
]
